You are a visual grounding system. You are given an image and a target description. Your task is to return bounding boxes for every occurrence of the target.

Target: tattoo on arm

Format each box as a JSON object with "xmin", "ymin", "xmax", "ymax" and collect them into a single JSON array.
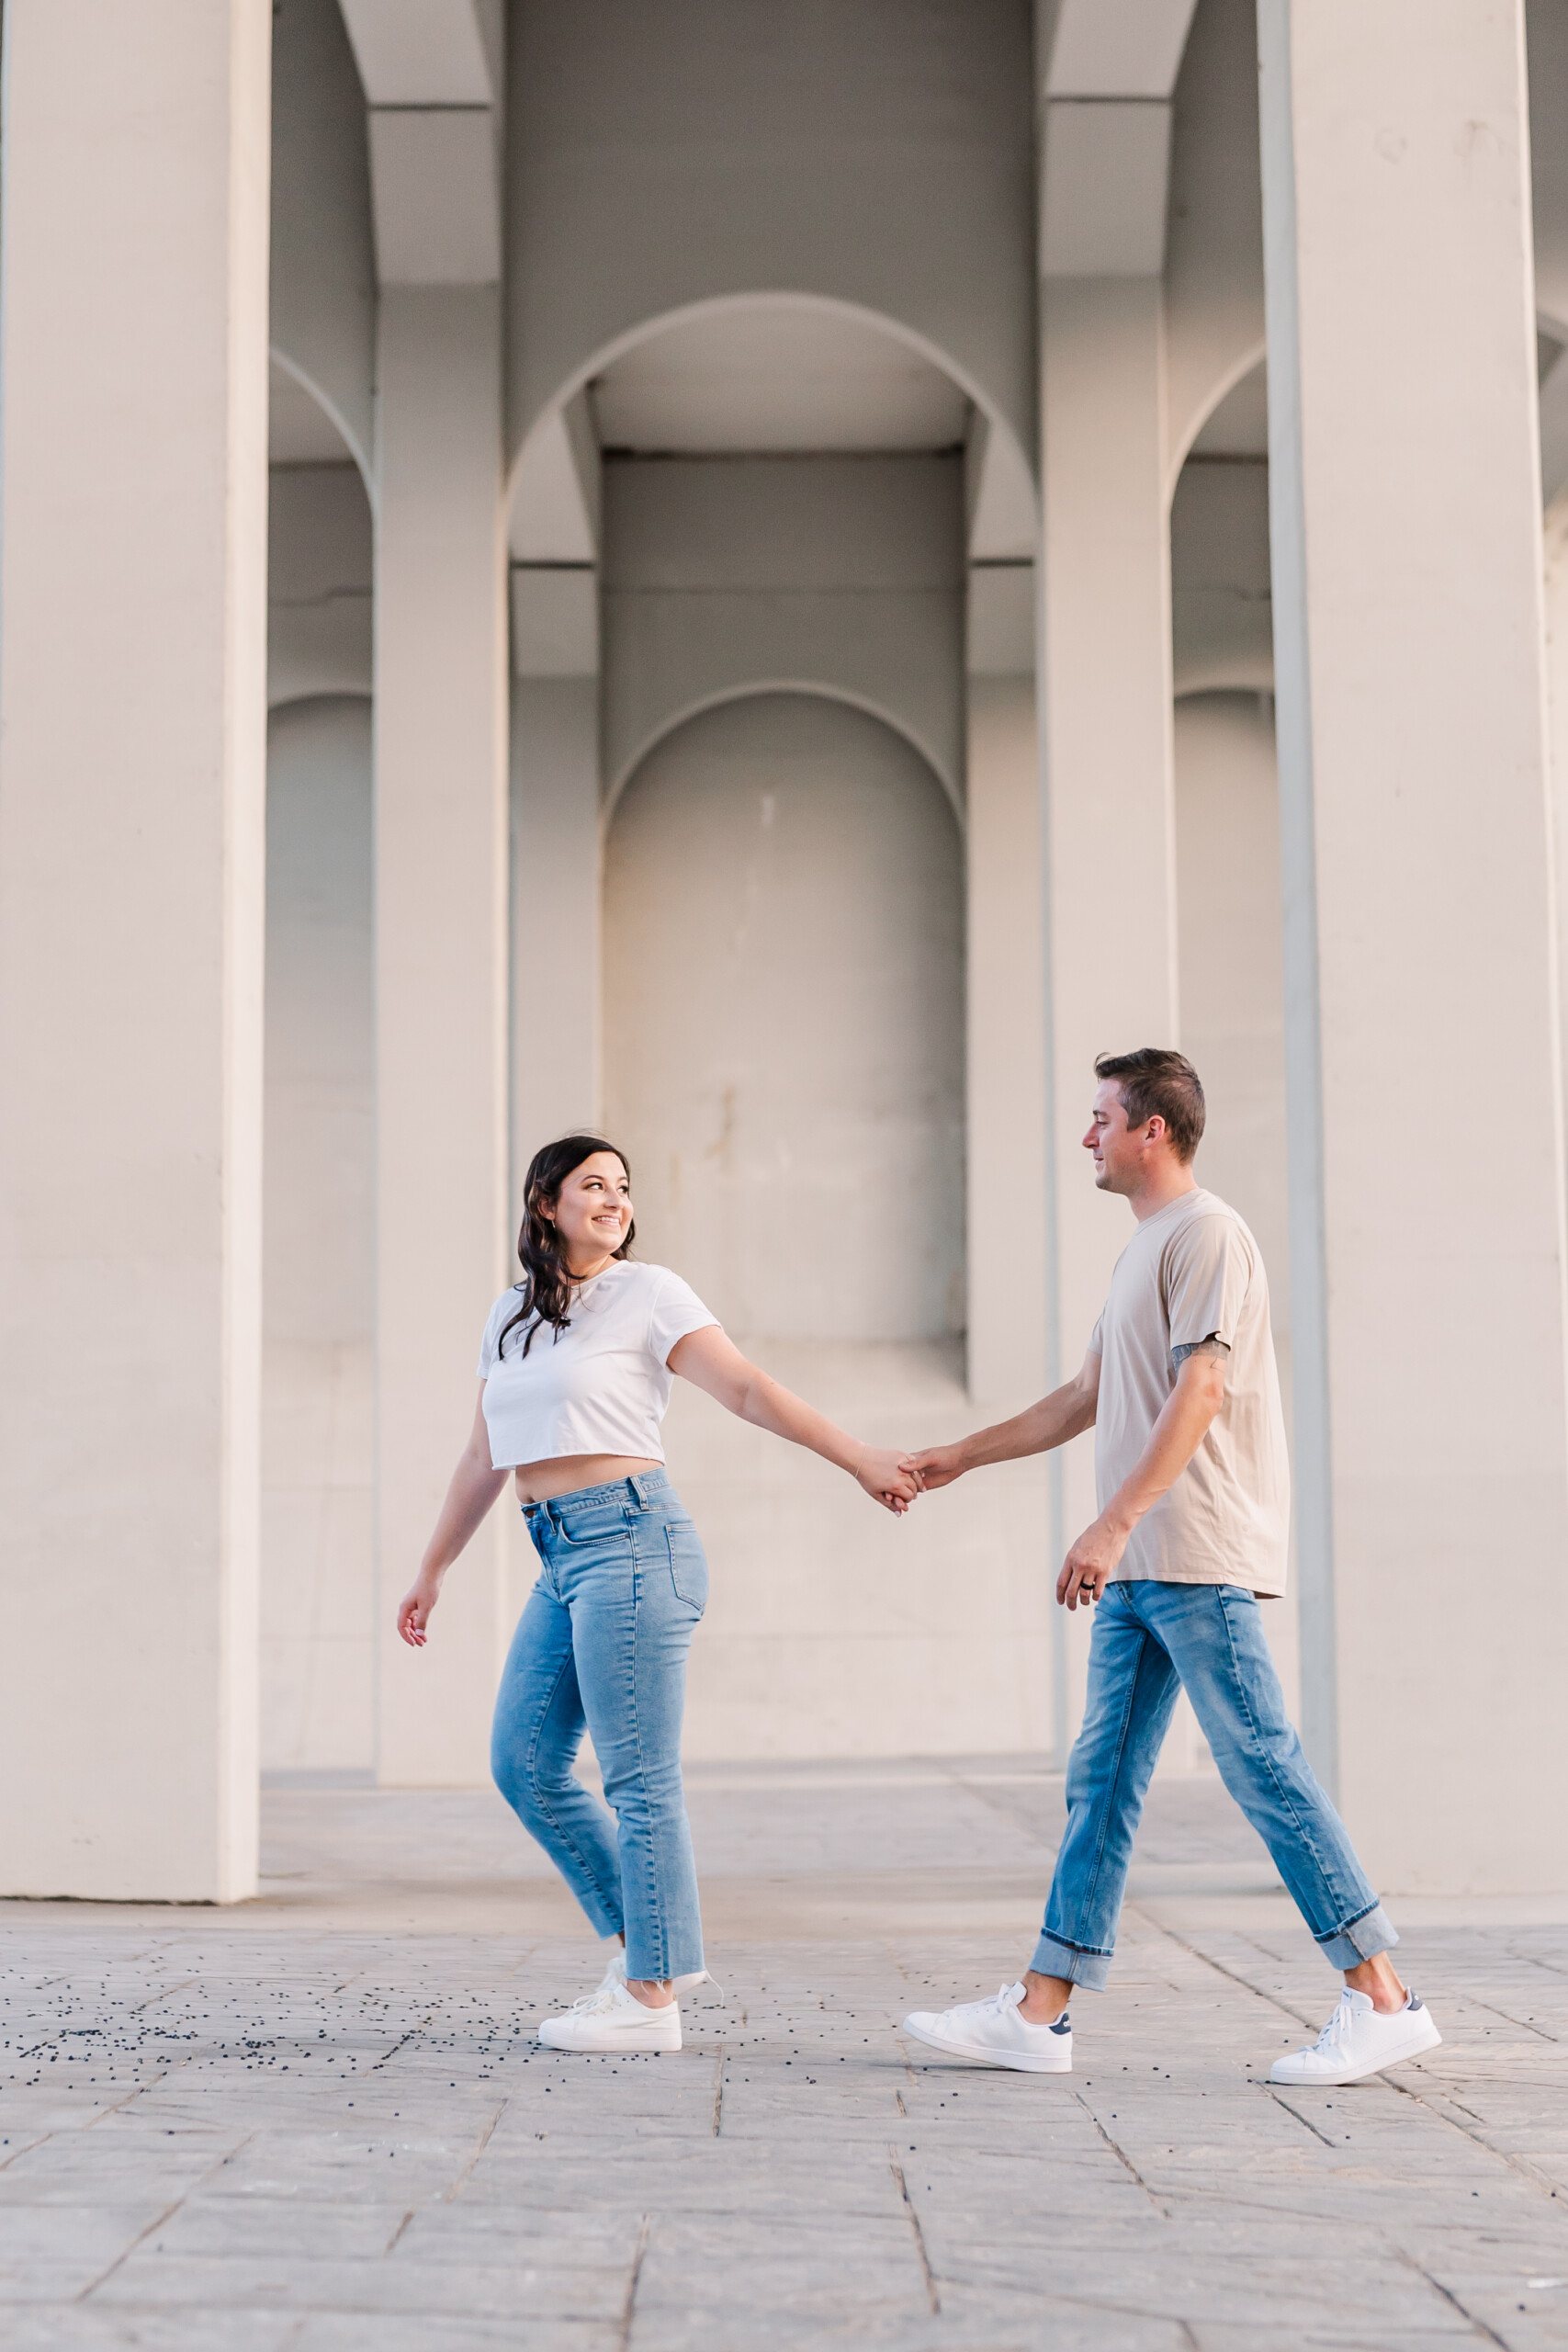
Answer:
[{"xmin": 1170, "ymin": 1337, "xmax": 1231, "ymax": 1370}]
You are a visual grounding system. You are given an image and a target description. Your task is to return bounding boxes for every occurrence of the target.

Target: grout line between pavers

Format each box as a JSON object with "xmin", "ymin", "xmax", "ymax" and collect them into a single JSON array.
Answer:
[
  {"xmin": 1071, "ymin": 2088, "xmax": 1170, "ymax": 2216},
  {"xmin": 1261, "ymin": 2084, "xmax": 1338, "ymax": 2148},
  {"xmin": 886, "ymin": 2146, "xmax": 941, "ymax": 2314},
  {"xmin": 74, "ymin": 2128, "xmax": 254, "ymax": 2302},
  {"xmin": 1393, "ymin": 2245, "xmax": 1512, "ymax": 2349},
  {"xmin": 617, "ymin": 2211, "xmax": 651, "ymax": 2351}
]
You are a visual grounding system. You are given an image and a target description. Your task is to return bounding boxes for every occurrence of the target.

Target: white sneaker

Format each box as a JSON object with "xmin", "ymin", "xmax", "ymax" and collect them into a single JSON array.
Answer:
[
  {"xmin": 595, "ymin": 1947, "xmax": 716, "ymax": 2000},
  {"xmin": 903, "ymin": 1982, "xmax": 1073, "ymax": 2075},
  {"xmin": 536, "ymin": 1980, "xmax": 682, "ymax": 2053},
  {"xmin": 1269, "ymin": 1988, "xmax": 1440, "ymax": 2086}
]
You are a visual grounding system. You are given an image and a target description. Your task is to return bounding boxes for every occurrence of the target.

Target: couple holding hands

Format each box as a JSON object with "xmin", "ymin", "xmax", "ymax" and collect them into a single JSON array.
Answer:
[{"xmin": 398, "ymin": 1051, "xmax": 1439, "ymax": 2089}]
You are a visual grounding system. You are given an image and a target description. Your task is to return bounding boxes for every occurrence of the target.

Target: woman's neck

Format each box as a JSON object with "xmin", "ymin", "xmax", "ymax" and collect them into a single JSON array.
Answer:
[{"xmin": 565, "ymin": 1251, "xmax": 617, "ymax": 1285}]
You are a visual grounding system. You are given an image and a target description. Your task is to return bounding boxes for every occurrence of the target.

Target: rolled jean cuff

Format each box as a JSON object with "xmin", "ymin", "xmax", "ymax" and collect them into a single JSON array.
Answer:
[
  {"xmin": 1031, "ymin": 1932, "xmax": 1113, "ymax": 1992},
  {"xmin": 1316, "ymin": 1901, "xmax": 1399, "ymax": 1971}
]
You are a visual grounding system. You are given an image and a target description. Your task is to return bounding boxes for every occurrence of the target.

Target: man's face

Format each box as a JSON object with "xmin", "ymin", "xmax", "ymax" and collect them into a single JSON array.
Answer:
[{"xmin": 1083, "ymin": 1080, "xmax": 1150, "ymax": 1194}]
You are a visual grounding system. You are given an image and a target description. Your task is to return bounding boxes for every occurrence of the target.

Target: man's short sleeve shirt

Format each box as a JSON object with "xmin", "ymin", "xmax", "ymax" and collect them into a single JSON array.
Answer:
[{"xmin": 1089, "ymin": 1189, "xmax": 1291, "ymax": 1595}]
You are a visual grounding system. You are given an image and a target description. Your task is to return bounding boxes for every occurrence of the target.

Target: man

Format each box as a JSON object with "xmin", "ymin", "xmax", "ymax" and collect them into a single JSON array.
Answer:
[{"xmin": 900, "ymin": 1048, "xmax": 1440, "ymax": 2086}]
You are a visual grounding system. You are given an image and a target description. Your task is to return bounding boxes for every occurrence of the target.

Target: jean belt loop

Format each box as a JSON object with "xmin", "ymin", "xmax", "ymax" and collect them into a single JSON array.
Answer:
[{"xmin": 628, "ymin": 1471, "xmax": 652, "ymax": 1506}]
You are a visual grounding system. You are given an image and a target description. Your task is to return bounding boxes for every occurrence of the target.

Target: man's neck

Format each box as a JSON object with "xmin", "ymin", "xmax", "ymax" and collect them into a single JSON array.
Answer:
[{"xmin": 1126, "ymin": 1165, "xmax": 1200, "ymax": 1224}]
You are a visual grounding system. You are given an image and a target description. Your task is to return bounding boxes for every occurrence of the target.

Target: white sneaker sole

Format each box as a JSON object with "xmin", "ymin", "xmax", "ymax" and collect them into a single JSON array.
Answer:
[
  {"xmin": 902, "ymin": 2016, "xmax": 1071, "ymax": 2075},
  {"xmin": 536, "ymin": 2023, "xmax": 682, "ymax": 2053},
  {"xmin": 1269, "ymin": 2010, "xmax": 1441, "ymax": 2086}
]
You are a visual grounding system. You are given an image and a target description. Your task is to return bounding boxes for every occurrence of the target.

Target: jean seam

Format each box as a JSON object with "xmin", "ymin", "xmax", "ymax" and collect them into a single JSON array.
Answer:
[
  {"xmin": 623, "ymin": 1509, "xmax": 668, "ymax": 1981},
  {"xmin": 1074, "ymin": 1600, "xmax": 1150, "ymax": 1933},
  {"xmin": 1212, "ymin": 1589, "xmax": 1356, "ymax": 1937},
  {"xmin": 520, "ymin": 1616, "xmax": 621, "ymax": 1922}
]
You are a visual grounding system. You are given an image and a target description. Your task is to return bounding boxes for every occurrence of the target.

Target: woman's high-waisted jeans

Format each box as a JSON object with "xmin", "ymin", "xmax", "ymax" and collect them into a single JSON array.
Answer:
[{"xmin": 490, "ymin": 1469, "xmax": 706, "ymax": 1983}]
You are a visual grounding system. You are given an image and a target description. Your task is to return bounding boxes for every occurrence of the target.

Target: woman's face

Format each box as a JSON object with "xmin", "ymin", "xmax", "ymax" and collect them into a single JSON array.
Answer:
[{"xmin": 548, "ymin": 1151, "xmax": 633, "ymax": 1266}]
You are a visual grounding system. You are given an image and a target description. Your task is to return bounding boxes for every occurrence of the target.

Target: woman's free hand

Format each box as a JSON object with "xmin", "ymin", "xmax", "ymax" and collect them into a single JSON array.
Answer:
[
  {"xmin": 855, "ymin": 1446, "xmax": 923, "ymax": 1515},
  {"xmin": 396, "ymin": 1571, "xmax": 444, "ymax": 1648}
]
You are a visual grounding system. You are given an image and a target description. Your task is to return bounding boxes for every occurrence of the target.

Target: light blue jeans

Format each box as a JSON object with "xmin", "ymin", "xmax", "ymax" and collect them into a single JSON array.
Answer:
[
  {"xmin": 490, "ymin": 1469, "xmax": 707, "ymax": 1983},
  {"xmin": 1034, "ymin": 1579, "xmax": 1398, "ymax": 1990}
]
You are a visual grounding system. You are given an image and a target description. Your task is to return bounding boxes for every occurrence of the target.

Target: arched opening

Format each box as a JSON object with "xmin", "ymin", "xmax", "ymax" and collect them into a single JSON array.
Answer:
[{"xmin": 604, "ymin": 692, "xmax": 964, "ymax": 1342}]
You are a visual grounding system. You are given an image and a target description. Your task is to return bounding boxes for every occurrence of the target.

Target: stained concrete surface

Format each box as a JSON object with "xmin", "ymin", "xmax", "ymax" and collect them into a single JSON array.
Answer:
[{"xmin": 2, "ymin": 1759, "xmax": 1566, "ymax": 2349}]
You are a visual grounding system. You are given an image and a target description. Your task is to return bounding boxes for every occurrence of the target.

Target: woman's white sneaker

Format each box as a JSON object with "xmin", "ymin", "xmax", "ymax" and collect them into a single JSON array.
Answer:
[
  {"xmin": 1269, "ymin": 1988, "xmax": 1440, "ymax": 2085},
  {"xmin": 903, "ymin": 1983, "xmax": 1073, "ymax": 2074},
  {"xmin": 537, "ymin": 1981, "xmax": 682, "ymax": 2053}
]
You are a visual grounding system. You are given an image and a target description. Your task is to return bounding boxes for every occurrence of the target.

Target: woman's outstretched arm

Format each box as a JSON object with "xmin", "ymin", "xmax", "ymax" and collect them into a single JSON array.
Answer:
[
  {"xmin": 667, "ymin": 1326, "xmax": 920, "ymax": 1515},
  {"xmin": 396, "ymin": 1385, "xmax": 510, "ymax": 1645}
]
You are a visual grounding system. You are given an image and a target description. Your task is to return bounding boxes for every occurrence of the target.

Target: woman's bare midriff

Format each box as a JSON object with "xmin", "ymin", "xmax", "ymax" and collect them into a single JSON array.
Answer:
[{"xmin": 512, "ymin": 1454, "xmax": 661, "ymax": 1506}]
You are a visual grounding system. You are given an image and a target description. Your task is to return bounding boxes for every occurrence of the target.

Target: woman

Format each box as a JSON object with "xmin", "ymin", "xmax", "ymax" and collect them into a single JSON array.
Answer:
[{"xmin": 397, "ymin": 1133, "xmax": 919, "ymax": 2055}]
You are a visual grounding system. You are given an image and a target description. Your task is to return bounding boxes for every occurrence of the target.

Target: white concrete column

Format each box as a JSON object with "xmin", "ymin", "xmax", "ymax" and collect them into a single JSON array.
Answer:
[
  {"xmin": 0, "ymin": 1, "xmax": 270, "ymax": 1897},
  {"xmin": 374, "ymin": 289, "xmax": 511, "ymax": 1785},
  {"xmin": 1260, "ymin": 0, "xmax": 1568, "ymax": 1891},
  {"xmin": 1039, "ymin": 278, "xmax": 1180, "ymax": 1744},
  {"xmin": 511, "ymin": 676, "xmax": 602, "ymax": 1171}
]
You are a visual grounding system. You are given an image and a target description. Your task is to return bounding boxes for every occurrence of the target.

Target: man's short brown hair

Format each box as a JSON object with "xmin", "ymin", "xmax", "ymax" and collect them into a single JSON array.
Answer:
[{"xmin": 1093, "ymin": 1047, "xmax": 1205, "ymax": 1165}]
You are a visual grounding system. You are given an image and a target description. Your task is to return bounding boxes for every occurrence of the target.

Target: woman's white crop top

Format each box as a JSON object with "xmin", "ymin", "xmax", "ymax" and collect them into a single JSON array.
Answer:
[{"xmin": 476, "ymin": 1261, "xmax": 718, "ymax": 1469}]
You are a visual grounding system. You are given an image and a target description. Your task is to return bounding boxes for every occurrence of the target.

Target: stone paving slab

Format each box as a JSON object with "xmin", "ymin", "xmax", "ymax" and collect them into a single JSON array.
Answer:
[{"xmin": 1, "ymin": 1768, "xmax": 1565, "ymax": 2349}]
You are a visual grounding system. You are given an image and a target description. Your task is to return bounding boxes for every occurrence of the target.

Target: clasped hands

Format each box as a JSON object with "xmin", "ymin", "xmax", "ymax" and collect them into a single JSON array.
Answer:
[{"xmin": 862, "ymin": 1442, "xmax": 1127, "ymax": 1611}]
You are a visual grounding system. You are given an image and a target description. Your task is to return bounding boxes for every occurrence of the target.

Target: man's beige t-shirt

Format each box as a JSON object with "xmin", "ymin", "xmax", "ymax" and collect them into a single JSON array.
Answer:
[{"xmin": 1089, "ymin": 1188, "xmax": 1290, "ymax": 1595}]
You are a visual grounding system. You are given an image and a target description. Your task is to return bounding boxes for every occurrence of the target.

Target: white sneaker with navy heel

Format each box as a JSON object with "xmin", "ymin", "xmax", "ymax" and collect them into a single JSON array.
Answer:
[{"xmin": 902, "ymin": 1982, "xmax": 1073, "ymax": 2073}]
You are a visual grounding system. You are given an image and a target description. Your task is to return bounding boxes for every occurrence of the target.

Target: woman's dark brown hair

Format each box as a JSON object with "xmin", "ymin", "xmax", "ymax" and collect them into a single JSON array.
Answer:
[{"xmin": 497, "ymin": 1135, "xmax": 636, "ymax": 1360}]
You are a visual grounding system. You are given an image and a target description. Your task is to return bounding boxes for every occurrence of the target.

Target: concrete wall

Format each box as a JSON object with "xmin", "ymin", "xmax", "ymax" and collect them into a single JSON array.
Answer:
[
  {"xmin": 605, "ymin": 693, "xmax": 964, "ymax": 1342},
  {"xmin": 1173, "ymin": 692, "xmax": 1299, "ymax": 1725},
  {"xmin": 262, "ymin": 696, "xmax": 376, "ymax": 1777},
  {"xmin": 602, "ymin": 454, "xmax": 965, "ymax": 808},
  {"xmin": 505, "ymin": 0, "xmax": 1036, "ymax": 468},
  {"xmin": 268, "ymin": 463, "xmax": 374, "ymax": 707}
]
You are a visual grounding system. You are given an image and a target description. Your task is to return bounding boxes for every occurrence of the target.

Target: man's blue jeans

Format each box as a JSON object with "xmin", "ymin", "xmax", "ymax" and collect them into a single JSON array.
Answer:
[
  {"xmin": 1034, "ymin": 1579, "xmax": 1398, "ymax": 1990},
  {"xmin": 490, "ymin": 1470, "xmax": 706, "ymax": 1984}
]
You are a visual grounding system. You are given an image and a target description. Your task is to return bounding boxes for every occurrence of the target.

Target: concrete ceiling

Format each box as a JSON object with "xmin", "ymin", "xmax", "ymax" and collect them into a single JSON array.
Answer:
[
  {"xmin": 589, "ymin": 307, "xmax": 970, "ymax": 455},
  {"xmin": 270, "ymin": 361, "xmax": 355, "ymax": 465}
]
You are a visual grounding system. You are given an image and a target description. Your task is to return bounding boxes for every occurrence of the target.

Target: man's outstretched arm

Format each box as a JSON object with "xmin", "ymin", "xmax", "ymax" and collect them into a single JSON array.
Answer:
[{"xmin": 903, "ymin": 1350, "xmax": 1101, "ymax": 1491}]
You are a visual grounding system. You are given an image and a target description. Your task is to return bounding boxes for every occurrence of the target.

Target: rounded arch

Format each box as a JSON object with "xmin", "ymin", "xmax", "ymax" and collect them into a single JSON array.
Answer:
[
  {"xmin": 505, "ymin": 289, "xmax": 1037, "ymax": 549},
  {"xmin": 269, "ymin": 345, "xmax": 375, "ymax": 505},
  {"xmin": 1164, "ymin": 336, "xmax": 1267, "ymax": 506},
  {"xmin": 604, "ymin": 681, "xmax": 964, "ymax": 831}
]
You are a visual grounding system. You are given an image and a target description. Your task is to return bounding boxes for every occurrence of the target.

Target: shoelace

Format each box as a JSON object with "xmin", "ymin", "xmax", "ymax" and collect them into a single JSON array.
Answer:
[
  {"xmin": 566, "ymin": 1985, "xmax": 622, "ymax": 2016},
  {"xmin": 1305, "ymin": 1991, "xmax": 1357, "ymax": 2053}
]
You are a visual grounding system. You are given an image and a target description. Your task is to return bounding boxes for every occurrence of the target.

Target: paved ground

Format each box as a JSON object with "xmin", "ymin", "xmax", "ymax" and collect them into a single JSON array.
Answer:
[{"xmin": 3, "ymin": 1759, "xmax": 1567, "ymax": 2350}]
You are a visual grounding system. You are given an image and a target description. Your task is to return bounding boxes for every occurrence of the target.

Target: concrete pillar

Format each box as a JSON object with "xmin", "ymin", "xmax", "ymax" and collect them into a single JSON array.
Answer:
[
  {"xmin": 511, "ymin": 676, "xmax": 602, "ymax": 1170},
  {"xmin": 1038, "ymin": 278, "xmax": 1179, "ymax": 1745},
  {"xmin": 0, "ymin": 1, "xmax": 271, "ymax": 1897},
  {"xmin": 374, "ymin": 289, "xmax": 511, "ymax": 1785},
  {"xmin": 1260, "ymin": 0, "xmax": 1568, "ymax": 1891}
]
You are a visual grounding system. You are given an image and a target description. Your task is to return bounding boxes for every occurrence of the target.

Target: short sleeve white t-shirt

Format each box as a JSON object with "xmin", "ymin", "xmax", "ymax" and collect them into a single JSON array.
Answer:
[
  {"xmin": 1089, "ymin": 1189, "xmax": 1291, "ymax": 1595},
  {"xmin": 476, "ymin": 1261, "xmax": 719, "ymax": 1470}
]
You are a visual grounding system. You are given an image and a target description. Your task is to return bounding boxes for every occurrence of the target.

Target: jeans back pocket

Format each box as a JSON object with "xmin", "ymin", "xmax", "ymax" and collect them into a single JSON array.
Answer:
[{"xmin": 665, "ymin": 1521, "xmax": 709, "ymax": 1613}]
